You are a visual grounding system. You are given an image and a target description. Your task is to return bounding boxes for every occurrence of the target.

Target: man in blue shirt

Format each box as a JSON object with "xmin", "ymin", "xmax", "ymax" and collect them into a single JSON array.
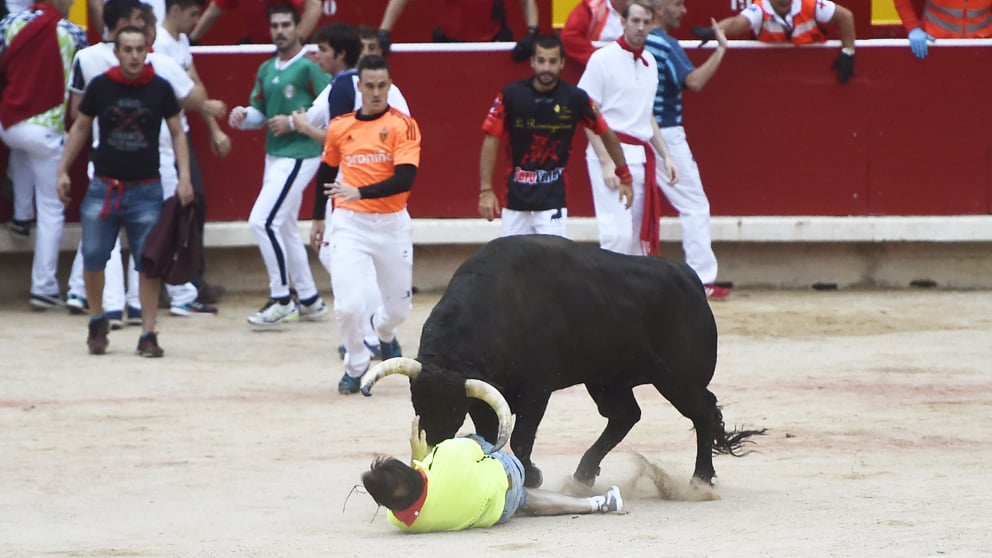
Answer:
[{"xmin": 644, "ymin": 0, "xmax": 729, "ymax": 300}]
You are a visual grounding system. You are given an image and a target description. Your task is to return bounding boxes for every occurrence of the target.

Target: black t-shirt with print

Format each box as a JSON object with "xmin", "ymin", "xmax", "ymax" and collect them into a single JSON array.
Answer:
[{"xmin": 80, "ymin": 74, "xmax": 180, "ymax": 181}]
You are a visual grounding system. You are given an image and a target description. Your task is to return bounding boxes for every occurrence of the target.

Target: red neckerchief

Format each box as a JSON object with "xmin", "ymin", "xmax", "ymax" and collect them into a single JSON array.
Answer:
[
  {"xmin": 391, "ymin": 469, "xmax": 428, "ymax": 527},
  {"xmin": 614, "ymin": 131, "xmax": 661, "ymax": 256},
  {"xmin": 105, "ymin": 63, "xmax": 156, "ymax": 86},
  {"xmin": 617, "ymin": 35, "xmax": 649, "ymax": 67}
]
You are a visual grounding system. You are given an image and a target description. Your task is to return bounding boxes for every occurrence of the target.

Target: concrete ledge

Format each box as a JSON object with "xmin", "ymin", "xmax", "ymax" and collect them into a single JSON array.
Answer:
[
  {"xmin": 3, "ymin": 216, "xmax": 992, "ymax": 298},
  {"xmin": 4, "ymin": 215, "xmax": 992, "ymax": 254}
]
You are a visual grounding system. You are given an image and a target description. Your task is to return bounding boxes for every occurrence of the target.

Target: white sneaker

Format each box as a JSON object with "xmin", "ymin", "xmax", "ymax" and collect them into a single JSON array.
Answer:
[
  {"xmin": 247, "ymin": 299, "xmax": 299, "ymax": 326},
  {"xmin": 601, "ymin": 485, "xmax": 623, "ymax": 512},
  {"xmin": 299, "ymin": 297, "xmax": 328, "ymax": 321}
]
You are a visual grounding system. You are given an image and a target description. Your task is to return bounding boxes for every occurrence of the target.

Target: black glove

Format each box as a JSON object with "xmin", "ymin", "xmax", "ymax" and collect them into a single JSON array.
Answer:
[
  {"xmin": 377, "ymin": 28, "xmax": 392, "ymax": 55},
  {"xmin": 512, "ymin": 26, "xmax": 539, "ymax": 62},
  {"xmin": 832, "ymin": 50, "xmax": 855, "ymax": 84},
  {"xmin": 690, "ymin": 26, "xmax": 716, "ymax": 47}
]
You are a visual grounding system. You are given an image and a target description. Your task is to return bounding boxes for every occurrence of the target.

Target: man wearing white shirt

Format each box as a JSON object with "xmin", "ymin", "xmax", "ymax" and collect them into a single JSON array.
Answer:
[
  {"xmin": 579, "ymin": 0, "xmax": 678, "ymax": 257},
  {"xmin": 153, "ymin": 0, "xmax": 231, "ymax": 309}
]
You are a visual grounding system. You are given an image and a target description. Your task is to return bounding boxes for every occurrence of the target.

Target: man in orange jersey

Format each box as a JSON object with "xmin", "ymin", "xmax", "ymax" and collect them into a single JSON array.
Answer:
[{"xmin": 314, "ymin": 54, "xmax": 421, "ymax": 395}]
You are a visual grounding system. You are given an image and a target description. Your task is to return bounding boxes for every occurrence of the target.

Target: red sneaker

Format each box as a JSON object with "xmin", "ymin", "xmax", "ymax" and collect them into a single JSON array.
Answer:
[{"xmin": 704, "ymin": 284, "xmax": 730, "ymax": 300}]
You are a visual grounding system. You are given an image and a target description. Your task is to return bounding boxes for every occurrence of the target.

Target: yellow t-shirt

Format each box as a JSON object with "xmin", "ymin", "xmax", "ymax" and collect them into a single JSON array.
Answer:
[{"xmin": 387, "ymin": 438, "xmax": 509, "ymax": 532}]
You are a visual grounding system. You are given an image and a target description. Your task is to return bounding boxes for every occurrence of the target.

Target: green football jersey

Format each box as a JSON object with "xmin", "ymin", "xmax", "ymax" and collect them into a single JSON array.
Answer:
[{"xmin": 249, "ymin": 51, "xmax": 330, "ymax": 159}]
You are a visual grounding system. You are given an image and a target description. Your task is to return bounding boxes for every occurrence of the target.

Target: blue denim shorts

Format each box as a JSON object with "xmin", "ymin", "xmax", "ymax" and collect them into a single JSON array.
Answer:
[
  {"xmin": 80, "ymin": 176, "xmax": 163, "ymax": 272},
  {"xmin": 465, "ymin": 434, "xmax": 527, "ymax": 523}
]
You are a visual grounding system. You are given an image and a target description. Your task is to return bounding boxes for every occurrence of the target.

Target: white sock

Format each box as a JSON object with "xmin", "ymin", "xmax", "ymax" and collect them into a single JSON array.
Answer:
[{"xmin": 588, "ymin": 495, "xmax": 605, "ymax": 512}]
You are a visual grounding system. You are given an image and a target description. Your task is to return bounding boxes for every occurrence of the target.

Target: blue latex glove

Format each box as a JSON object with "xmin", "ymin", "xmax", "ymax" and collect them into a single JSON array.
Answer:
[{"xmin": 908, "ymin": 28, "xmax": 934, "ymax": 59}]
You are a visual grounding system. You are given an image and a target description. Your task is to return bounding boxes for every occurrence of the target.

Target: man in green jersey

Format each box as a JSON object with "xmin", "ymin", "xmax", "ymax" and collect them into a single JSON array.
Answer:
[
  {"xmin": 228, "ymin": 4, "xmax": 329, "ymax": 326},
  {"xmin": 361, "ymin": 417, "xmax": 624, "ymax": 532}
]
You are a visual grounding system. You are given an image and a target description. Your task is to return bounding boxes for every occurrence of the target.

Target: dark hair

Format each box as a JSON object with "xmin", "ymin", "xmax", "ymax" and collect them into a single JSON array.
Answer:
[
  {"xmin": 165, "ymin": 0, "xmax": 206, "ymax": 11},
  {"xmin": 114, "ymin": 25, "xmax": 147, "ymax": 48},
  {"xmin": 533, "ymin": 34, "xmax": 564, "ymax": 58},
  {"xmin": 356, "ymin": 24, "xmax": 378, "ymax": 42},
  {"xmin": 312, "ymin": 23, "xmax": 362, "ymax": 68},
  {"xmin": 137, "ymin": 3, "xmax": 156, "ymax": 30},
  {"xmin": 361, "ymin": 457, "xmax": 424, "ymax": 511},
  {"xmin": 357, "ymin": 54, "xmax": 389, "ymax": 79},
  {"xmin": 268, "ymin": 4, "xmax": 300, "ymax": 25},
  {"xmin": 103, "ymin": 0, "xmax": 142, "ymax": 31}
]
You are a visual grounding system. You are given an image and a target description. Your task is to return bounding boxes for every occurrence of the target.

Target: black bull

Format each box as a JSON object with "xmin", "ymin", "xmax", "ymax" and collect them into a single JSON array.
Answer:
[{"xmin": 365, "ymin": 235, "xmax": 764, "ymax": 487}]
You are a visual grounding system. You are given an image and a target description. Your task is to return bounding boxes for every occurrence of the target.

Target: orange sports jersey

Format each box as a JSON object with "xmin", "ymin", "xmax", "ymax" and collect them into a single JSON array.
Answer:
[{"xmin": 322, "ymin": 107, "xmax": 422, "ymax": 214}]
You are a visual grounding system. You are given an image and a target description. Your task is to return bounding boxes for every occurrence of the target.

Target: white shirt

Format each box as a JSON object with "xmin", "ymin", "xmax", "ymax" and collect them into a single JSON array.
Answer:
[
  {"xmin": 739, "ymin": 0, "xmax": 837, "ymax": 35},
  {"xmin": 152, "ymin": 26, "xmax": 194, "ymax": 132},
  {"xmin": 578, "ymin": 41, "xmax": 658, "ymax": 163},
  {"xmin": 598, "ymin": 4, "xmax": 624, "ymax": 42}
]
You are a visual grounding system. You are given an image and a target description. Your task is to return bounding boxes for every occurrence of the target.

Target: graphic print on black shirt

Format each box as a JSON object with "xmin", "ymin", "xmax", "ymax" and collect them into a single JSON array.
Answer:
[{"xmin": 79, "ymin": 74, "xmax": 180, "ymax": 181}]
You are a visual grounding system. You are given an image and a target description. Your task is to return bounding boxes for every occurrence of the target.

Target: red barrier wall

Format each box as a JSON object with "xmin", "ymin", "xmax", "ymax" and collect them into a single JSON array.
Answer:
[
  {"xmin": 3, "ymin": 41, "xmax": 987, "ymax": 224},
  {"xmin": 181, "ymin": 41, "xmax": 991, "ymax": 221}
]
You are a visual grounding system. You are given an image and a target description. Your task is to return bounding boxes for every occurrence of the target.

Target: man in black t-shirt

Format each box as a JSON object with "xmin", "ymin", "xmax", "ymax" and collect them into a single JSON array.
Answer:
[
  {"xmin": 478, "ymin": 34, "xmax": 632, "ymax": 238},
  {"xmin": 56, "ymin": 26, "xmax": 193, "ymax": 358}
]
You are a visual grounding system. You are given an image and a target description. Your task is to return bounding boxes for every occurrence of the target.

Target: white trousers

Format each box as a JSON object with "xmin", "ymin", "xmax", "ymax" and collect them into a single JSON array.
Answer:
[
  {"xmin": 317, "ymin": 200, "xmax": 380, "ymax": 349},
  {"xmin": 588, "ymin": 155, "xmax": 645, "ymax": 256},
  {"xmin": 655, "ymin": 126, "xmax": 717, "ymax": 284},
  {"xmin": 329, "ymin": 208, "xmax": 413, "ymax": 377},
  {"xmin": 248, "ymin": 155, "xmax": 319, "ymax": 300},
  {"xmin": 501, "ymin": 207, "xmax": 568, "ymax": 238},
  {"xmin": 587, "ymin": 127, "xmax": 719, "ymax": 284},
  {"xmin": 0, "ymin": 121, "xmax": 65, "ymax": 296}
]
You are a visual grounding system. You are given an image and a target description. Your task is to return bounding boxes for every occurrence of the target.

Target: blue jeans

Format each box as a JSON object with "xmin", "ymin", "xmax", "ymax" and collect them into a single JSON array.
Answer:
[
  {"xmin": 80, "ymin": 176, "xmax": 163, "ymax": 272},
  {"xmin": 466, "ymin": 434, "xmax": 526, "ymax": 523}
]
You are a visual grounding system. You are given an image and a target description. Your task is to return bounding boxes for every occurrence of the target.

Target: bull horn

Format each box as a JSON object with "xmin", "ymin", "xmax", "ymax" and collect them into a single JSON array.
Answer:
[
  {"xmin": 360, "ymin": 357, "xmax": 422, "ymax": 397},
  {"xmin": 465, "ymin": 379, "xmax": 513, "ymax": 452}
]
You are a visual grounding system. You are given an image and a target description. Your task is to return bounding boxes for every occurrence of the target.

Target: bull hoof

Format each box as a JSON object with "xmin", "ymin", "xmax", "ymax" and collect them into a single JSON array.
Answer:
[
  {"xmin": 573, "ymin": 465, "xmax": 600, "ymax": 487},
  {"xmin": 523, "ymin": 465, "xmax": 543, "ymax": 488},
  {"xmin": 690, "ymin": 474, "xmax": 714, "ymax": 487}
]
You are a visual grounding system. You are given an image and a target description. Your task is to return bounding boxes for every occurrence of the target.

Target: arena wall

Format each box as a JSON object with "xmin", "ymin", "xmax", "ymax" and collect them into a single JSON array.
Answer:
[{"xmin": 2, "ymin": 40, "xmax": 990, "ymax": 297}]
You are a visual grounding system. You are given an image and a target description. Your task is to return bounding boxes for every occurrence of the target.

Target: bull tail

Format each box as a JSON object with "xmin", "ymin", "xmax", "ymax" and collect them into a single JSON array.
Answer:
[{"xmin": 711, "ymin": 404, "xmax": 767, "ymax": 457}]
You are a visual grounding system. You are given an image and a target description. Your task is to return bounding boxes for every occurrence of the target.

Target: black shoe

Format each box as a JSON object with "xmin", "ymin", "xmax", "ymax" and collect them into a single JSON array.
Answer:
[
  {"xmin": 30, "ymin": 293, "xmax": 65, "ymax": 310},
  {"xmin": 8, "ymin": 219, "xmax": 30, "ymax": 239},
  {"xmin": 87, "ymin": 317, "xmax": 109, "ymax": 355},
  {"xmin": 197, "ymin": 283, "xmax": 226, "ymax": 305},
  {"xmin": 136, "ymin": 332, "xmax": 164, "ymax": 358}
]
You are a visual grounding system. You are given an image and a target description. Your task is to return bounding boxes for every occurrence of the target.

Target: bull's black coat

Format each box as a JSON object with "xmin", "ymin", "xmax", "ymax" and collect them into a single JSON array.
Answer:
[{"xmin": 411, "ymin": 235, "xmax": 760, "ymax": 487}]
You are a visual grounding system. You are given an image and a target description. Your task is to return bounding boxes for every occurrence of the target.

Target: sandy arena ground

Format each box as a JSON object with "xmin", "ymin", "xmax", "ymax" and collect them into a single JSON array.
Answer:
[{"xmin": 2, "ymin": 288, "xmax": 990, "ymax": 557}]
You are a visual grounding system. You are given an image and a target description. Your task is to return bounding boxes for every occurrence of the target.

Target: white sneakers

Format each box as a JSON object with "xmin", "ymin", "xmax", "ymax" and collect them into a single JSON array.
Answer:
[
  {"xmin": 247, "ymin": 297, "xmax": 327, "ymax": 326},
  {"xmin": 299, "ymin": 298, "xmax": 328, "ymax": 321},
  {"xmin": 600, "ymin": 485, "xmax": 623, "ymax": 513},
  {"xmin": 247, "ymin": 299, "xmax": 300, "ymax": 326}
]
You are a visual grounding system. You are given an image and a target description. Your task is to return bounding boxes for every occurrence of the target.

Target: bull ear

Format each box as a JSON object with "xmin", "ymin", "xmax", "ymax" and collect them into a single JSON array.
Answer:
[
  {"xmin": 360, "ymin": 357, "xmax": 422, "ymax": 397},
  {"xmin": 464, "ymin": 379, "xmax": 513, "ymax": 452}
]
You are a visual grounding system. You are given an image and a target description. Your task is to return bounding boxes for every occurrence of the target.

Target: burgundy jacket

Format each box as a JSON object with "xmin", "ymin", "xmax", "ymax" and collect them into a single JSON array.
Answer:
[{"xmin": 141, "ymin": 196, "xmax": 202, "ymax": 285}]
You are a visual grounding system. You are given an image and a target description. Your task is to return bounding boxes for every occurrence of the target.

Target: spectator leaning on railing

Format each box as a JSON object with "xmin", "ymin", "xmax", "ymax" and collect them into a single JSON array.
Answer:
[
  {"xmin": 694, "ymin": 0, "xmax": 857, "ymax": 84},
  {"xmin": 892, "ymin": 0, "xmax": 992, "ymax": 59}
]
